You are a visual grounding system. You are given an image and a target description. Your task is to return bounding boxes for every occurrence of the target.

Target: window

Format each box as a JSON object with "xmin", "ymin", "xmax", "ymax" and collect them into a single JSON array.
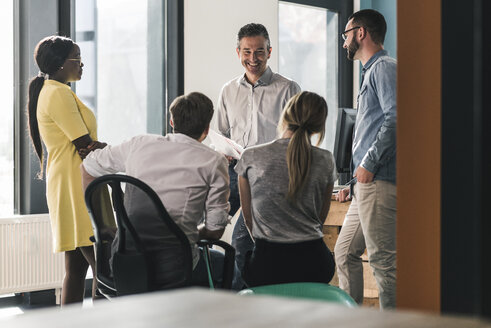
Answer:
[
  {"xmin": 75, "ymin": 0, "xmax": 165, "ymax": 145},
  {"xmin": 279, "ymin": 2, "xmax": 339, "ymax": 151},
  {"xmin": 0, "ymin": 0, "xmax": 14, "ymax": 216}
]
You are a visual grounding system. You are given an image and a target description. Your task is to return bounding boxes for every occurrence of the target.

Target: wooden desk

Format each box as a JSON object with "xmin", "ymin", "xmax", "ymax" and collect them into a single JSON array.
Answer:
[
  {"xmin": 2, "ymin": 288, "xmax": 490, "ymax": 328},
  {"xmin": 323, "ymin": 199, "xmax": 351, "ymax": 249},
  {"xmin": 323, "ymin": 199, "xmax": 379, "ymax": 299}
]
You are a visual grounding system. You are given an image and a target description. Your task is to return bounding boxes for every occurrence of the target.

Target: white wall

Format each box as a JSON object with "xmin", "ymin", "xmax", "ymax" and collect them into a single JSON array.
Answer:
[{"xmin": 184, "ymin": 0, "xmax": 278, "ymax": 109}]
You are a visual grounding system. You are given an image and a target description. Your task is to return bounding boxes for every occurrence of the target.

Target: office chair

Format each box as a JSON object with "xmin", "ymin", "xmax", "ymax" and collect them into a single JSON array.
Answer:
[
  {"xmin": 238, "ymin": 282, "xmax": 357, "ymax": 307},
  {"xmin": 85, "ymin": 174, "xmax": 235, "ymax": 298}
]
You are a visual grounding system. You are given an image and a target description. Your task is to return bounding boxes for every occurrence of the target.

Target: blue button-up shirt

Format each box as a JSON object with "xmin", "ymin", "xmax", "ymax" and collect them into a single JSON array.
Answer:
[{"xmin": 352, "ymin": 50, "xmax": 397, "ymax": 183}]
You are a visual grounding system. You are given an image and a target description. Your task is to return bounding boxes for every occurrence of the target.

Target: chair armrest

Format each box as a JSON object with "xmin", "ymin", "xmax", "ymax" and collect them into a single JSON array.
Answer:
[
  {"xmin": 197, "ymin": 239, "xmax": 236, "ymax": 289},
  {"xmin": 90, "ymin": 227, "xmax": 117, "ymax": 243}
]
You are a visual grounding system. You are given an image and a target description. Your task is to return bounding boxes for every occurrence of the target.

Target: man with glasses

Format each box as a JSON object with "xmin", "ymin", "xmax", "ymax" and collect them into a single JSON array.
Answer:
[
  {"xmin": 215, "ymin": 23, "xmax": 300, "ymax": 287},
  {"xmin": 334, "ymin": 9, "xmax": 397, "ymax": 309}
]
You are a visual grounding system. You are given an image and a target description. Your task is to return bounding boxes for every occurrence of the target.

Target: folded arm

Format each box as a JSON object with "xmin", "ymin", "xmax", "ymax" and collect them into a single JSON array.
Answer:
[{"xmin": 74, "ymin": 135, "xmax": 107, "ymax": 159}]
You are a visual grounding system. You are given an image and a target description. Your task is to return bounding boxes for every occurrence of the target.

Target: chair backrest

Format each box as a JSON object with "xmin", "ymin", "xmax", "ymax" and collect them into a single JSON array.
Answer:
[
  {"xmin": 85, "ymin": 174, "xmax": 194, "ymax": 296},
  {"xmin": 238, "ymin": 282, "xmax": 358, "ymax": 307}
]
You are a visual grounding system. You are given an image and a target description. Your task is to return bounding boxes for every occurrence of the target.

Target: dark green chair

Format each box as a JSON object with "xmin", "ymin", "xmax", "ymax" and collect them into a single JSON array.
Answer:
[{"xmin": 238, "ymin": 282, "xmax": 357, "ymax": 307}]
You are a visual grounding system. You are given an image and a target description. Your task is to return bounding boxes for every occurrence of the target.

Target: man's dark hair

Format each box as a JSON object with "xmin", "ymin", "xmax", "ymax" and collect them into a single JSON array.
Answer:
[
  {"xmin": 349, "ymin": 9, "xmax": 387, "ymax": 45},
  {"xmin": 237, "ymin": 23, "xmax": 271, "ymax": 49},
  {"xmin": 170, "ymin": 92, "xmax": 214, "ymax": 140}
]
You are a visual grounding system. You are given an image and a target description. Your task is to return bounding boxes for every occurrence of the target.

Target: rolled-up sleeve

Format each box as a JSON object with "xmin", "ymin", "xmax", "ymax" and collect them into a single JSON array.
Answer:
[
  {"xmin": 204, "ymin": 155, "xmax": 230, "ymax": 230},
  {"xmin": 83, "ymin": 137, "xmax": 136, "ymax": 177},
  {"xmin": 234, "ymin": 150, "xmax": 250, "ymax": 178}
]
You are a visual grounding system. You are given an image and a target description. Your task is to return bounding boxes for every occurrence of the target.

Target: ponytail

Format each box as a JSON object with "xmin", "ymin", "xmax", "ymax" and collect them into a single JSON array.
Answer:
[
  {"xmin": 280, "ymin": 92, "xmax": 328, "ymax": 203},
  {"xmin": 286, "ymin": 126, "xmax": 312, "ymax": 202},
  {"xmin": 27, "ymin": 76, "xmax": 45, "ymax": 178}
]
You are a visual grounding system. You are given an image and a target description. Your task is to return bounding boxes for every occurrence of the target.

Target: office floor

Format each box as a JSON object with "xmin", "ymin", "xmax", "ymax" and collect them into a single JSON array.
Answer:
[
  {"xmin": 0, "ymin": 280, "xmax": 95, "ymax": 321},
  {"xmin": 0, "ymin": 293, "xmax": 94, "ymax": 320}
]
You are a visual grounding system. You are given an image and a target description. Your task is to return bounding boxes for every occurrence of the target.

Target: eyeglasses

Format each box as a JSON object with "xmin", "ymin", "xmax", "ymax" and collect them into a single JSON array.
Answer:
[
  {"xmin": 341, "ymin": 26, "xmax": 361, "ymax": 41},
  {"xmin": 66, "ymin": 58, "xmax": 83, "ymax": 66}
]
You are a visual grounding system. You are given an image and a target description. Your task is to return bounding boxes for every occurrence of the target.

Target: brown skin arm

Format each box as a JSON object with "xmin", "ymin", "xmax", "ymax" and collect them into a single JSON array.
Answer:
[
  {"xmin": 72, "ymin": 134, "xmax": 107, "ymax": 159},
  {"xmin": 72, "ymin": 134, "xmax": 92, "ymax": 150}
]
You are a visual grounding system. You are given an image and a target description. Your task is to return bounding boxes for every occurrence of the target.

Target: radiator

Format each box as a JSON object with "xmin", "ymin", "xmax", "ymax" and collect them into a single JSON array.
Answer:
[{"xmin": 0, "ymin": 214, "xmax": 64, "ymax": 295}]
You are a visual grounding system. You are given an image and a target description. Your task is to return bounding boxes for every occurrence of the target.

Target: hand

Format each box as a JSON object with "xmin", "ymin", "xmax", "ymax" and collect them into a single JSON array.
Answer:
[
  {"xmin": 354, "ymin": 166, "xmax": 374, "ymax": 183},
  {"xmin": 225, "ymin": 155, "xmax": 234, "ymax": 164},
  {"xmin": 336, "ymin": 187, "xmax": 351, "ymax": 203},
  {"xmin": 87, "ymin": 141, "xmax": 108, "ymax": 151},
  {"xmin": 78, "ymin": 141, "xmax": 107, "ymax": 159},
  {"xmin": 78, "ymin": 148, "xmax": 90, "ymax": 159}
]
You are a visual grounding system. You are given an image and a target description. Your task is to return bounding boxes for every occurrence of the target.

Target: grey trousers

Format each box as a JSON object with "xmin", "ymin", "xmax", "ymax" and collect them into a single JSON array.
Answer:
[{"xmin": 334, "ymin": 180, "xmax": 397, "ymax": 309}]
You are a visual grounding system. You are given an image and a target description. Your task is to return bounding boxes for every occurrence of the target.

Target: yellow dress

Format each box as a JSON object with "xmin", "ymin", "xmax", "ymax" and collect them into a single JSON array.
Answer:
[{"xmin": 37, "ymin": 80, "xmax": 97, "ymax": 252}]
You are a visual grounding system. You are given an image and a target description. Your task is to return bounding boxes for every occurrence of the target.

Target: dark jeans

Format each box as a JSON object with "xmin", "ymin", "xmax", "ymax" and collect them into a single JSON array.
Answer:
[
  {"xmin": 191, "ymin": 248, "xmax": 225, "ymax": 287},
  {"xmin": 192, "ymin": 248, "xmax": 244, "ymax": 290},
  {"xmin": 229, "ymin": 160, "xmax": 254, "ymax": 289},
  {"xmin": 232, "ymin": 213, "xmax": 255, "ymax": 288},
  {"xmin": 149, "ymin": 247, "xmax": 242, "ymax": 290}
]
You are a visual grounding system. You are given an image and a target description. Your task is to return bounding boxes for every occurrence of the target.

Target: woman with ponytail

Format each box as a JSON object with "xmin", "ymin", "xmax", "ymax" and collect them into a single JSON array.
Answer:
[
  {"xmin": 27, "ymin": 36, "xmax": 106, "ymax": 305},
  {"xmin": 235, "ymin": 91, "xmax": 336, "ymax": 287}
]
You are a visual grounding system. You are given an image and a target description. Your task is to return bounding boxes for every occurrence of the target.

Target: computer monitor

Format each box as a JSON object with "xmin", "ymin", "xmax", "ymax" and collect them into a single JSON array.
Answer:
[{"xmin": 333, "ymin": 108, "xmax": 357, "ymax": 185}]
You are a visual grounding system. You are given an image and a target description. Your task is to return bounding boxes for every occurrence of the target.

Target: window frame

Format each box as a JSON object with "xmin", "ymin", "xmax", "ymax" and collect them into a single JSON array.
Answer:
[
  {"xmin": 14, "ymin": 0, "xmax": 183, "ymax": 214},
  {"xmin": 280, "ymin": 0, "xmax": 353, "ymax": 108},
  {"xmin": 14, "ymin": 0, "xmax": 61, "ymax": 214}
]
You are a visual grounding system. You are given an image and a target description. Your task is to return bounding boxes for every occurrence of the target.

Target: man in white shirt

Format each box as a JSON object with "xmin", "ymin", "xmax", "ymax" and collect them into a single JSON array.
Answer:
[
  {"xmin": 81, "ymin": 92, "xmax": 231, "ymax": 287},
  {"xmin": 215, "ymin": 23, "xmax": 300, "ymax": 283}
]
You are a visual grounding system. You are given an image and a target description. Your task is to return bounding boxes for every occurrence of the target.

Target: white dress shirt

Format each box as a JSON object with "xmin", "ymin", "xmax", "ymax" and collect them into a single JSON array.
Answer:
[
  {"xmin": 83, "ymin": 133, "xmax": 230, "ymax": 265},
  {"xmin": 215, "ymin": 66, "xmax": 301, "ymax": 148}
]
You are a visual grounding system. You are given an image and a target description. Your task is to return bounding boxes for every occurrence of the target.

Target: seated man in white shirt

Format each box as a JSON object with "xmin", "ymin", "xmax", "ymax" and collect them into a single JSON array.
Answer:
[{"xmin": 81, "ymin": 92, "xmax": 231, "ymax": 288}]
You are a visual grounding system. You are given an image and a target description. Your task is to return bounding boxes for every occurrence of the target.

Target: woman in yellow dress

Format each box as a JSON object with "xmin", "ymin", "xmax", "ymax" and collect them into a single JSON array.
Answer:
[{"xmin": 27, "ymin": 36, "xmax": 106, "ymax": 305}]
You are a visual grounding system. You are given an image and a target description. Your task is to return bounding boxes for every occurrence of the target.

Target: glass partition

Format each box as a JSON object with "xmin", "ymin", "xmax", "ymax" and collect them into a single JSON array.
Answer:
[
  {"xmin": 75, "ymin": 0, "xmax": 165, "ymax": 145},
  {"xmin": 279, "ymin": 2, "xmax": 338, "ymax": 151}
]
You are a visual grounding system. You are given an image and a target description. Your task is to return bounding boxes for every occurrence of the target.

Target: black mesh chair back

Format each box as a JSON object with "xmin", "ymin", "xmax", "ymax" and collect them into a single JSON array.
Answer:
[{"xmin": 85, "ymin": 174, "xmax": 193, "ymax": 297}]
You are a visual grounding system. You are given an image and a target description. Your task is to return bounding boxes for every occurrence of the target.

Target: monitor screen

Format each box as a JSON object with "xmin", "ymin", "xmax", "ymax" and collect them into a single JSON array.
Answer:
[{"xmin": 333, "ymin": 108, "xmax": 357, "ymax": 185}]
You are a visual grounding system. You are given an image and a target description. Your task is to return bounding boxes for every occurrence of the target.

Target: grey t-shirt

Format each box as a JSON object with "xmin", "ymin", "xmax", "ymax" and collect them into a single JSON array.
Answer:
[{"xmin": 235, "ymin": 139, "xmax": 337, "ymax": 243}]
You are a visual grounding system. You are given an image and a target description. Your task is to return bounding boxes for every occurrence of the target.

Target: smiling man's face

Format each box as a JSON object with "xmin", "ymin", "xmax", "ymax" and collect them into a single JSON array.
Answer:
[{"xmin": 237, "ymin": 35, "xmax": 271, "ymax": 84}]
